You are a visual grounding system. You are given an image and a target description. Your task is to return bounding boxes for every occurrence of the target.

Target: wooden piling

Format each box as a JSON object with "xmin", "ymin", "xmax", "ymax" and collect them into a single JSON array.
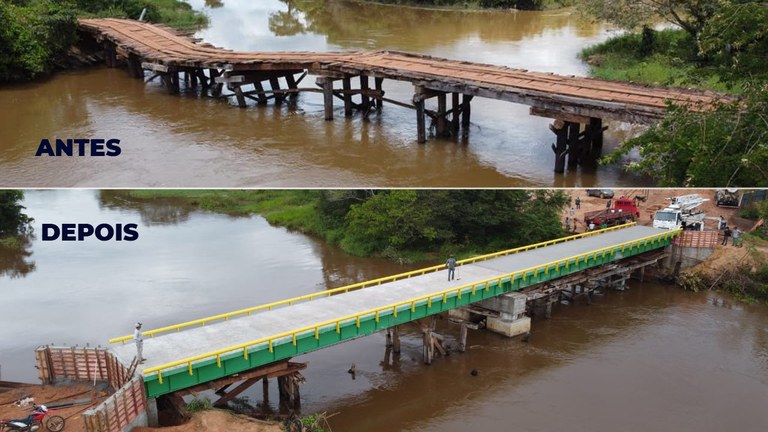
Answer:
[
  {"xmin": 262, "ymin": 377, "xmax": 270, "ymax": 404},
  {"xmin": 317, "ymin": 77, "xmax": 334, "ymax": 121},
  {"xmin": 451, "ymin": 93, "xmax": 460, "ymax": 133},
  {"xmin": 233, "ymin": 86, "xmax": 247, "ymax": 108},
  {"xmin": 269, "ymin": 77, "xmax": 283, "ymax": 104},
  {"xmin": 459, "ymin": 323, "xmax": 467, "ymax": 353},
  {"xmin": 589, "ymin": 117, "xmax": 604, "ymax": 161},
  {"xmin": 277, "ymin": 373, "xmax": 301, "ymax": 413},
  {"xmin": 285, "ymin": 74, "xmax": 297, "ymax": 94},
  {"xmin": 436, "ymin": 93, "xmax": 447, "ymax": 137},
  {"xmin": 551, "ymin": 120, "xmax": 567, "ymax": 173},
  {"xmin": 374, "ymin": 77, "xmax": 384, "ymax": 109},
  {"xmin": 127, "ymin": 53, "xmax": 143, "ymax": 79},
  {"xmin": 461, "ymin": 95, "xmax": 472, "ymax": 135},
  {"xmin": 103, "ymin": 41, "xmax": 117, "ymax": 68},
  {"xmin": 392, "ymin": 326, "xmax": 401, "ymax": 353},
  {"xmin": 254, "ymin": 81, "xmax": 268, "ymax": 104},
  {"xmin": 423, "ymin": 330, "xmax": 433, "ymax": 365},
  {"xmin": 342, "ymin": 77, "xmax": 353, "ymax": 117},
  {"xmin": 359, "ymin": 75, "xmax": 370, "ymax": 110},
  {"xmin": 567, "ymin": 121, "xmax": 580, "ymax": 168},
  {"xmin": 416, "ymin": 98, "xmax": 426, "ymax": 143}
]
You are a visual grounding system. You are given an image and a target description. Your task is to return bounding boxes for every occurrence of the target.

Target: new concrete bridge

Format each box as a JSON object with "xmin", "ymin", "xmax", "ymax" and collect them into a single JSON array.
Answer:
[
  {"xmin": 109, "ymin": 224, "xmax": 678, "ymax": 400},
  {"xmin": 77, "ymin": 18, "xmax": 721, "ymax": 172}
]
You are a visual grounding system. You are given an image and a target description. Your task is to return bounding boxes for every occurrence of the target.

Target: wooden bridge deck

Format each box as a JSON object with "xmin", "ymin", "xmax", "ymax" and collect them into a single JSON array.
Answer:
[{"xmin": 78, "ymin": 18, "xmax": 719, "ymax": 123}]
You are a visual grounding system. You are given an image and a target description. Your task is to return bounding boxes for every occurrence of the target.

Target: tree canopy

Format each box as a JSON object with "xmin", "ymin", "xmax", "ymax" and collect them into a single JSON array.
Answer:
[{"xmin": 0, "ymin": 190, "xmax": 34, "ymax": 238}]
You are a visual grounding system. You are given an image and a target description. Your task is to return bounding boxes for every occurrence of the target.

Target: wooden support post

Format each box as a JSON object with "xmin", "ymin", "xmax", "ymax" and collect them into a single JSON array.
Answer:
[
  {"xmin": 374, "ymin": 77, "xmax": 384, "ymax": 109},
  {"xmin": 590, "ymin": 117, "xmax": 604, "ymax": 161},
  {"xmin": 461, "ymin": 94, "xmax": 472, "ymax": 136},
  {"xmin": 269, "ymin": 77, "xmax": 284, "ymax": 104},
  {"xmin": 567, "ymin": 121, "xmax": 581, "ymax": 168},
  {"xmin": 386, "ymin": 329, "xmax": 393, "ymax": 348},
  {"xmin": 127, "ymin": 53, "xmax": 143, "ymax": 79},
  {"xmin": 551, "ymin": 120, "xmax": 567, "ymax": 173},
  {"xmin": 233, "ymin": 86, "xmax": 247, "ymax": 108},
  {"xmin": 285, "ymin": 74, "xmax": 297, "ymax": 91},
  {"xmin": 459, "ymin": 323, "xmax": 467, "ymax": 353},
  {"xmin": 196, "ymin": 69, "xmax": 208, "ymax": 88},
  {"xmin": 262, "ymin": 377, "xmax": 270, "ymax": 404},
  {"xmin": 423, "ymin": 330, "xmax": 433, "ymax": 365},
  {"xmin": 189, "ymin": 71, "xmax": 198, "ymax": 88},
  {"xmin": 451, "ymin": 93, "xmax": 460, "ymax": 133},
  {"xmin": 318, "ymin": 77, "xmax": 334, "ymax": 121},
  {"xmin": 254, "ymin": 81, "xmax": 268, "ymax": 104},
  {"xmin": 436, "ymin": 93, "xmax": 447, "ymax": 137},
  {"xmin": 278, "ymin": 373, "xmax": 301, "ymax": 413},
  {"xmin": 359, "ymin": 75, "xmax": 370, "ymax": 110},
  {"xmin": 103, "ymin": 42, "xmax": 117, "ymax": 68},
  {"xmin": 416, "ymin": 98, "xmax": 426, "ymax": 143},
  {"xmin": 392, "ymin": 326, "xmax": 401, "ymax": 354},
  {"xmin": 342, "ymin": 77, "xmax": 353, "ymax": 117}
]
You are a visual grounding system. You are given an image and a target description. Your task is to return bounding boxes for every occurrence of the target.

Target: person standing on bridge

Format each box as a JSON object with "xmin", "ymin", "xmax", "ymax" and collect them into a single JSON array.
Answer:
[
  {"xmin": 134, "ymin": 323, "xmax": 146, "ymax": 364},
  {"xmin": 575, "ymin": 196, "xmax": 581, "ymax": 209},
  {"xmin": 732, "ymin": 227, "xmax": 742, "ymax": 247},
  {"xmin": 446, "ymin": 255, "xmax": 457, "ymax": 281}
]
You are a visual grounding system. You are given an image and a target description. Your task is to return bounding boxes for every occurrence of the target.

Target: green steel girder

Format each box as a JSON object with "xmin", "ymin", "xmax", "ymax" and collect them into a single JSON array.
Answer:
[{"xmin": 144, "ymin": 234, "xmax": 672, "ymax": 397}]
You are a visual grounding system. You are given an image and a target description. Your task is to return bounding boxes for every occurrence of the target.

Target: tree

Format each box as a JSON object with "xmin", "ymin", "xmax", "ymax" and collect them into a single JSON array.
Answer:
[
  {"xmin": 0, "ymin": 190, "xmax": 34, "ymax": 237},
  {"xmin": 579, "ymin": 0, "xmax": 720, "ymax": 41},
  {"xmin": 699, "ymin": 1, "xmax": 768, "ymax": 82},
  {"xmin": 602, "ymin": 82, "xmax": 768, "ymax": 186}
]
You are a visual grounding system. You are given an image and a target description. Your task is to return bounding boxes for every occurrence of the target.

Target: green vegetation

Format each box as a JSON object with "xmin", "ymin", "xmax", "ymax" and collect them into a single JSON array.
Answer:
[
  {"xmin": 0, "ymin": 190, "xmax": 36, "ymax": 279},
  {"xmin": 120, "ymin": 190, "xmax": 569, "ymax": 262},
  {"xmin": 0, "ymin": 0, "xmax": 206, "ymax": 82},
  {"xmin": 580, "ymin": 29, "xmax": 735, "ymax": 92},
  {"xmin": 0, "ymin": 191, "xmax": 33, "ymax": 238},
  {"xmin": 75, "ymin": 0, "xmax": 207, "ymax": 30},
  {"xmin": 364, "ymin": 0, "xmax": 574, "ymax": 9},
  {"xmin": 579, "ymin": 0, "xmax": 768, "ymax": 187},
  {"xmin": 186, "ymin": 397, "xmax": 213, "ymax": 412}
]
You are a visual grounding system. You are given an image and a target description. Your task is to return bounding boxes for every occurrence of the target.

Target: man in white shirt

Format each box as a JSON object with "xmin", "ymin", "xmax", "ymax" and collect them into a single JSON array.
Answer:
[{"xmin": 134, "ymin": 322, "xmax": 146, "ymax": 363}]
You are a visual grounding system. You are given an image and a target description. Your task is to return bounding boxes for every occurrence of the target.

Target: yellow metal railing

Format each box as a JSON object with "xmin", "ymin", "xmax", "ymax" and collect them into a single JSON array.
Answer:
[
  {"xmin": 142, "ymin": 227, "xmax": 679, "ymax": 383},
  {"xmin": 110, "ymin": 223, "xmax": 637, "ymax": 344}
]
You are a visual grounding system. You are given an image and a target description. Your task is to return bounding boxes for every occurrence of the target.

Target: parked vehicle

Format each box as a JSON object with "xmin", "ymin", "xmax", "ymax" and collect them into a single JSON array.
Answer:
[
  {"xmin": 583, "ymin": 197, "xmax": 639, "ymax": 227},
  {"xmin": 714, "ymin": 189, "xmax": 739, "ymax": 207},
  {"xmin": 585, "ymin": 189, "xmax": 614, "ymax": 199},
  {"xmin": 0, "ymin": 405, "xmax": 65, "ymax": 432},
  {"xmin": 653, "ymin": 194, "xmax": 708, "ymax": 231}
]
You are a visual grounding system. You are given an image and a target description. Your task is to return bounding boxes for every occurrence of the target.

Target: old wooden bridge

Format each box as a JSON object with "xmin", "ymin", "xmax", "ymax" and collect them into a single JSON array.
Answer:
[{"xmin": 78, "ymin": 18, "xmax": 719, "ymax": 172}]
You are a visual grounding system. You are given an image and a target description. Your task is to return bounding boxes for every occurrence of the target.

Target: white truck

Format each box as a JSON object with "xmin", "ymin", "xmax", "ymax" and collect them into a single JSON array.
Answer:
[{"xmin": 653, "ymin": 194, "xmax": 709, "ymax": 231}]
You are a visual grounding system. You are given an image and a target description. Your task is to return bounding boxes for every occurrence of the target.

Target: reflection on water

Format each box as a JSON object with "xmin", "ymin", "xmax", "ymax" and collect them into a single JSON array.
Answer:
[
  {"xmin": 0, "ymin": 235, "xmax": 35, "ymax": 279},
  {"xmin": 0, "ymin": 0, "xmax": 651, "ymax": 187}
]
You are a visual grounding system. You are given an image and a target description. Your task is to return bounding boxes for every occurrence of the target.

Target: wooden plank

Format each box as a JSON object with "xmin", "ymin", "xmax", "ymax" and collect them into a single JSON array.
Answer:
[{"xmin": 141, "ymin": 62, "xmax": 169, "ymax": 73}]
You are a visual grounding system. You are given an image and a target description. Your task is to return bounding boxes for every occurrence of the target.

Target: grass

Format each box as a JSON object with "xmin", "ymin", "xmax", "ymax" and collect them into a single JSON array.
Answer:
[
  {"xmin": 580, "ymin": 28, "xmax": 744, "ymax": 93},
  {"xmin": 78, "ymin": 0, "xmax": 208, "ymax": 31},
  {"xmin": 123, "ymin": 190, "xmax": 324, "ymax": 234}
]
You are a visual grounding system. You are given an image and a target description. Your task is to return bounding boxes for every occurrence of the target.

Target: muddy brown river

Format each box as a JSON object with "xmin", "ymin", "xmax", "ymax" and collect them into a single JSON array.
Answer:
[
  {"xmin": 0, "ymin": 1, "xmax": 652, "ymax": 187},
  {"xmin": 1, "ymin": 191, "xmax": 767, "ymax": 431}
]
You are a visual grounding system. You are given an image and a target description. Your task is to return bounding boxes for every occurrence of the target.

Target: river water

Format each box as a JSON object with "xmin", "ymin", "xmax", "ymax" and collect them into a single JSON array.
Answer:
[
  {"xmin": 0, "ymin": 1, "xmax": 651, "ymax": 188},
  {"xmin": 1, "ymin": 190, "xmax": 767, "ymax": 431}
]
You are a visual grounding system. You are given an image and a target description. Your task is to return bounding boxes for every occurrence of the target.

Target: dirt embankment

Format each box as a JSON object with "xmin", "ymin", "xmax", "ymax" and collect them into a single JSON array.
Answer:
[{"xmin": 133, "ymin": 410, "xmax": 283, "ymax": 432}]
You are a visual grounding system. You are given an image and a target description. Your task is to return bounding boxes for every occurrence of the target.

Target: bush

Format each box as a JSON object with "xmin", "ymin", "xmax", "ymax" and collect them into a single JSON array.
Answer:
[
  {"xmin": 0, "ymin": 0, "xmax": 78, "ymax": 82},
  {"xmin": 186, "ymin": 397, "xmax": 213, "ymax": 412}
]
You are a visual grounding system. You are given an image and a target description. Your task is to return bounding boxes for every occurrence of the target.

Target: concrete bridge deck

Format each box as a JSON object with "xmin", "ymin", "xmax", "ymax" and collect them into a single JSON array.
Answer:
[{"xmin": 110, "ymin": 224, "xmax": 677, "ymax": 397}]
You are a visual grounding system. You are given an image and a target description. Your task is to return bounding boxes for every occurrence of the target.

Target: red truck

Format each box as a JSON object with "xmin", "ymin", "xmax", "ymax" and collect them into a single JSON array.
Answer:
[{"xmin": 583, "ymin": 197, "xmax": 640, "ymax": 228}]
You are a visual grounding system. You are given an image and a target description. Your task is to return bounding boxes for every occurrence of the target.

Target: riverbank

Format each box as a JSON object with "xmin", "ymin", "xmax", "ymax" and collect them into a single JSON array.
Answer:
[
  {"xmin": 359, "ymin": 0, "xmax": 573, "ymax": 10},
  {"xmin": 118, "ymin": 190, "xmax": 567, "ymax": 262},
  {"xmin": 579, "ymin": 29, "xmax": 737, "ymax": 93}
]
